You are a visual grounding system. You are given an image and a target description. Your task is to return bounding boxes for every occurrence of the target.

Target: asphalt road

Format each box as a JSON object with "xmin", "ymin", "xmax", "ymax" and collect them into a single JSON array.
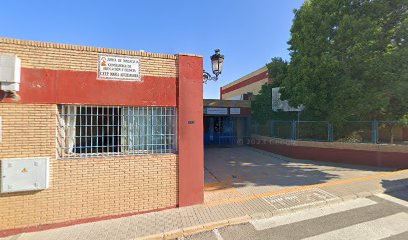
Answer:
[{"xmin": 184, "ymin": 190, "xmax": 408, "ymax": 240}]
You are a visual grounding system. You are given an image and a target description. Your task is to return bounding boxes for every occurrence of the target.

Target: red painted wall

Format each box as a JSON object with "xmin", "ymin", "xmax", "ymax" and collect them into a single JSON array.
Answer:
[
  {"xmin": 220, "ymin": 70, "xmax": 268, "ymax": 95},
  {"xmin": 252, "ymin": 141, "xmax": 408, "ymax": 169},
  {"xmin": 1, "ymin": 68, "xmax": 177, "ymax": 106},
  {"xmin": 1, "ymin": 58, "xmax": 205, "ymax": 208},
  {"xmin": 177, "ymin": 55, "xmax": 204, "ymax": 206}
]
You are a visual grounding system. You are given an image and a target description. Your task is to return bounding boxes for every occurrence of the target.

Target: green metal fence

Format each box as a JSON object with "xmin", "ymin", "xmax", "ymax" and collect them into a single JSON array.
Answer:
[{"xmin": 252, "ymin": 120, "xmax": 408, "ymax": 145}]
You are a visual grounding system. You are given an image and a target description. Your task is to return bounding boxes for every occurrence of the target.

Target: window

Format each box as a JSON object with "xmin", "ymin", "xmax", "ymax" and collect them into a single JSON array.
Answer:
[{"xmin": 57, "ymin": 105, "xmax": 177, "ymax": 159}]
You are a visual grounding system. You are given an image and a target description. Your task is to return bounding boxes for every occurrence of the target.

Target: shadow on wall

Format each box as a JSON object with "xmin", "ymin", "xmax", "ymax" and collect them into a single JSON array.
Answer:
[
  {"xmin": 381, "ymin": 179, "xmax": 408, "ymax": 202},
  {"xmin": 204, "ymin": 146, "xmax": 392, "ymax": 189}
]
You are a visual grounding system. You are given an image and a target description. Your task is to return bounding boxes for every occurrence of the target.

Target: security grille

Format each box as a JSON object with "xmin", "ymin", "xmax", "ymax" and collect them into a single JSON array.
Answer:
[{"xmin": 57, "ymin": 105, "xmax": 177, "ymax": 159}]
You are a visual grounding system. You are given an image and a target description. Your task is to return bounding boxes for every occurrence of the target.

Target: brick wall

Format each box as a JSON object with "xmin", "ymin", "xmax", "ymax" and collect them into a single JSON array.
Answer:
[
  {"xmin": 0, "ymin": 38, "xmax": 178, "ymax": 107},
  {"xmin": 0, "ymin": 38, "xmax": 177, "ymax": 77},
  {"xmin": 0, "ymin": 103, "xmax": 178, "ymax": 230},
  {"xmin": 0, "ymin": 38, "xmax": 184, "ymax": 233}
]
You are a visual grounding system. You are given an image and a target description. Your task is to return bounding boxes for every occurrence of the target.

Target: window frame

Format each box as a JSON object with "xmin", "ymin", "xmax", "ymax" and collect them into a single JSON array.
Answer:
[{"xmin": 57, "ymin": 105, "xmax": 177, "ymax": 159}]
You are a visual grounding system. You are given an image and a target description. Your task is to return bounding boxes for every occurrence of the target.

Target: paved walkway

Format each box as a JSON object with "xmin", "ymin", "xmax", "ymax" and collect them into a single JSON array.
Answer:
[
  {"xmin": 204, "ymin": 146, "xmax": 391, "ymax": 203},
  {"xmin": 2, "ymin": 147, "xmax": 408, "ymax": 240}
]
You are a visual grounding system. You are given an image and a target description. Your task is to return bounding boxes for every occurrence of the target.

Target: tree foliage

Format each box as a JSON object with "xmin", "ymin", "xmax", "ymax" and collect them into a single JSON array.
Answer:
[
  {"xmin": 279, "ymin": 0, "xmax": 408, "ymax": 123},
  {"xmin": 252, "ymin": 58, "xmax": 293, "ymax": 123},
  {"xmin": 252, "ymin": 83, "xmax": 273, "ymax": 124},
  {"xmin": 268, "ymin": 57, "xmax": 289, "ymax": 88}
]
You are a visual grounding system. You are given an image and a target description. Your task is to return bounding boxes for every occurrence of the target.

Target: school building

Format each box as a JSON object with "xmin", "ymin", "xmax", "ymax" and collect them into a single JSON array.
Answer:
[
  {"xmin": 220, "ymin": 66, "xmax": 269, "ymax": 100},
  {"xmin": 0, "ymin": 38, "xmax": 203, "ymax": 236}
]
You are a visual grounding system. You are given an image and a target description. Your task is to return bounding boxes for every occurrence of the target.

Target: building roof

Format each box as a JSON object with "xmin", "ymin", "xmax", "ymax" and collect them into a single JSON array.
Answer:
[{"xmin": 221, "ymin": 65, "xmax": 268, "ymax": 90}]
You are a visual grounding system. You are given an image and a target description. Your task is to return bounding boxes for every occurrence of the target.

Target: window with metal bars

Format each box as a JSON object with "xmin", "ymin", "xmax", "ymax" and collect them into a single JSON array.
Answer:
[{"xmin": 57, "ymin": 105, "xmax": 177, "ymax": 159}]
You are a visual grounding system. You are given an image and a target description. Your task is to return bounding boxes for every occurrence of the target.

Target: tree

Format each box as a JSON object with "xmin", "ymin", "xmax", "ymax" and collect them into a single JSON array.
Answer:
[
  {"xmin": 252, "ymin": 81, "xmax": 273, "ymax": 124},
  {"xmin": 280, "ymin": 0, "xmax": 408, "ymax": 125},
  {"xmin": 252, "ymin": 58, "xmax": 296, "ymax": 124},
  {"xmin": 267, "ymin": 57, "xmax": 289, "ymax": 88}
]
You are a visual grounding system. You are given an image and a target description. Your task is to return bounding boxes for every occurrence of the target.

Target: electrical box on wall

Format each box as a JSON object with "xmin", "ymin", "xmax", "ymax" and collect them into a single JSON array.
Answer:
[
  {"xmin": 0, "ymin": 54, "xmax": 21, "ymax": 92},
  {"xmin": 1, "ymin": 157, "xmax": 49, "ymax": 193}
]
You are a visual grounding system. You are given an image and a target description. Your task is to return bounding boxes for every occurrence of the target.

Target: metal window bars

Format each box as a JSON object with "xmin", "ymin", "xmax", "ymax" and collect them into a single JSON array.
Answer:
[{"xmin": 57, "ymin": 105, "xmax": 177, "ymax": 159}]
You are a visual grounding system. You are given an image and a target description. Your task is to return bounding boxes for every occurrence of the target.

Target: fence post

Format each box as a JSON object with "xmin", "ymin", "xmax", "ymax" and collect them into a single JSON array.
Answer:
[
  {"xmin": 270, "ymin": 120, "xmax": 274, "ymax": 137},
  {"xmin": 328, "ymin": 123, "xmax": 334, "ymax": 142},
  {"xmin": 247, "ymin": 117, "xmax": 252, "ymax": 143},
  {"xmin": 292, "ymin": 120, "xmax": 297, "ymax": 140},
  {"xmin": 371, "ymin": 121, "xmax": 379, "ymax": 144}
]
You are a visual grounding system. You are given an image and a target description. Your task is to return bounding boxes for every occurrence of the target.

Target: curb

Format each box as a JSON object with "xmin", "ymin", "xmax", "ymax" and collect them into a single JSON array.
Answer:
[
  {"xmin": 136, "ymin": 184, "xmax": 408, "ymax": 240},
  {"xmin": 135, "ymin": 215, "xmax": 251, "ymax": 240}
]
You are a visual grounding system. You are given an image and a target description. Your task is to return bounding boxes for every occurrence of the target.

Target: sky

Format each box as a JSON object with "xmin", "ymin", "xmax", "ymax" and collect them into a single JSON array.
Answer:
[{"xmin": 0, "ymin": 0, "xmax": 305, "ymax": 99}]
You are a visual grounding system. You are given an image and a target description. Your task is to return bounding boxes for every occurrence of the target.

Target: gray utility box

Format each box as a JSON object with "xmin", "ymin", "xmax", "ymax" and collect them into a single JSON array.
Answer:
[
  {"xmin": 0, "ymin": 54, "xmax": 21, "ymax": 92},
  {"xmin": 1, "ymin": 157, "xmax": 50, "ymax": 193}
]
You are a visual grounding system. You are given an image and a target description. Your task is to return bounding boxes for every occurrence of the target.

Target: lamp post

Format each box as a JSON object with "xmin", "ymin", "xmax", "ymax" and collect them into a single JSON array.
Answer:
[{"xmin": 203, "ymin": 49, "xmax": 224, "ymax": 83}]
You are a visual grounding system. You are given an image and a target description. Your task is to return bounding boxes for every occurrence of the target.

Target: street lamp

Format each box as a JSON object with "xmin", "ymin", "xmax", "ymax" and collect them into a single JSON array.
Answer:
[{"xmin": 203, "ymin": 49, "xmax": 224, "ymax": 83}]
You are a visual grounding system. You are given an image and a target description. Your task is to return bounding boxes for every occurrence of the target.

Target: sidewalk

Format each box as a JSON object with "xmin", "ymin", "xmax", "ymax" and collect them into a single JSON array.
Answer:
[{"xmin": 2, "ymin": 165, "xmax": 408, "ymax": 240}]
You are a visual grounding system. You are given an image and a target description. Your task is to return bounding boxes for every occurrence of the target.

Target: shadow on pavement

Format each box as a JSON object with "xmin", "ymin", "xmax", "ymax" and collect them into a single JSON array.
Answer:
[
  {"xmin": 204, "ymin": 146, "xmax": 393, "ymax": 189},
  {"xmin": 381, "ymin": 179, "xmax": 408, "ymax": 201}
]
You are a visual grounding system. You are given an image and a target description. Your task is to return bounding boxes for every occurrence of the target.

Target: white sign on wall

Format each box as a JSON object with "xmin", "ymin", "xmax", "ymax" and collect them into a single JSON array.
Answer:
[
  {"xmin": 205, "ymin": 108, "xmax": 228, "ymax": 115},
  {"xmin": 230, "ymin": 108, "xmax": 241, "ymax": 115},
  {"xmin": 98, "ymin": 54, "xmax": 141, "ymax": 81}
]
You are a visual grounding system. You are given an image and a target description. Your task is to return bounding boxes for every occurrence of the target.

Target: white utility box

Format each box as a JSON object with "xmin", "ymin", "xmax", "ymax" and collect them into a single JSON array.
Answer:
[
  {"xmin": 0, "ymin": 54, "xmax": 21, "ymax": 92},
  {"xmin": 1, "ymin": 157, "xmax": 49, "ymax": 193}
]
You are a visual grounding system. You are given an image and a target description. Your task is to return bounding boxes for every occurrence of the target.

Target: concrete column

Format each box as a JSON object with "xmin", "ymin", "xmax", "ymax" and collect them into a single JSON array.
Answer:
[{"xmin": 177, "ymin": 54, "xmax": 204, "ymax": 206}]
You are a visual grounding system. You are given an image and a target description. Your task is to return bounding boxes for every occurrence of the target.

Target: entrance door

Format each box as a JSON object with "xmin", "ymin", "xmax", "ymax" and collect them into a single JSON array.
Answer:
[{"xmin": 204, "ymin": 116, "xmax": 236, "ymax": 145}]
